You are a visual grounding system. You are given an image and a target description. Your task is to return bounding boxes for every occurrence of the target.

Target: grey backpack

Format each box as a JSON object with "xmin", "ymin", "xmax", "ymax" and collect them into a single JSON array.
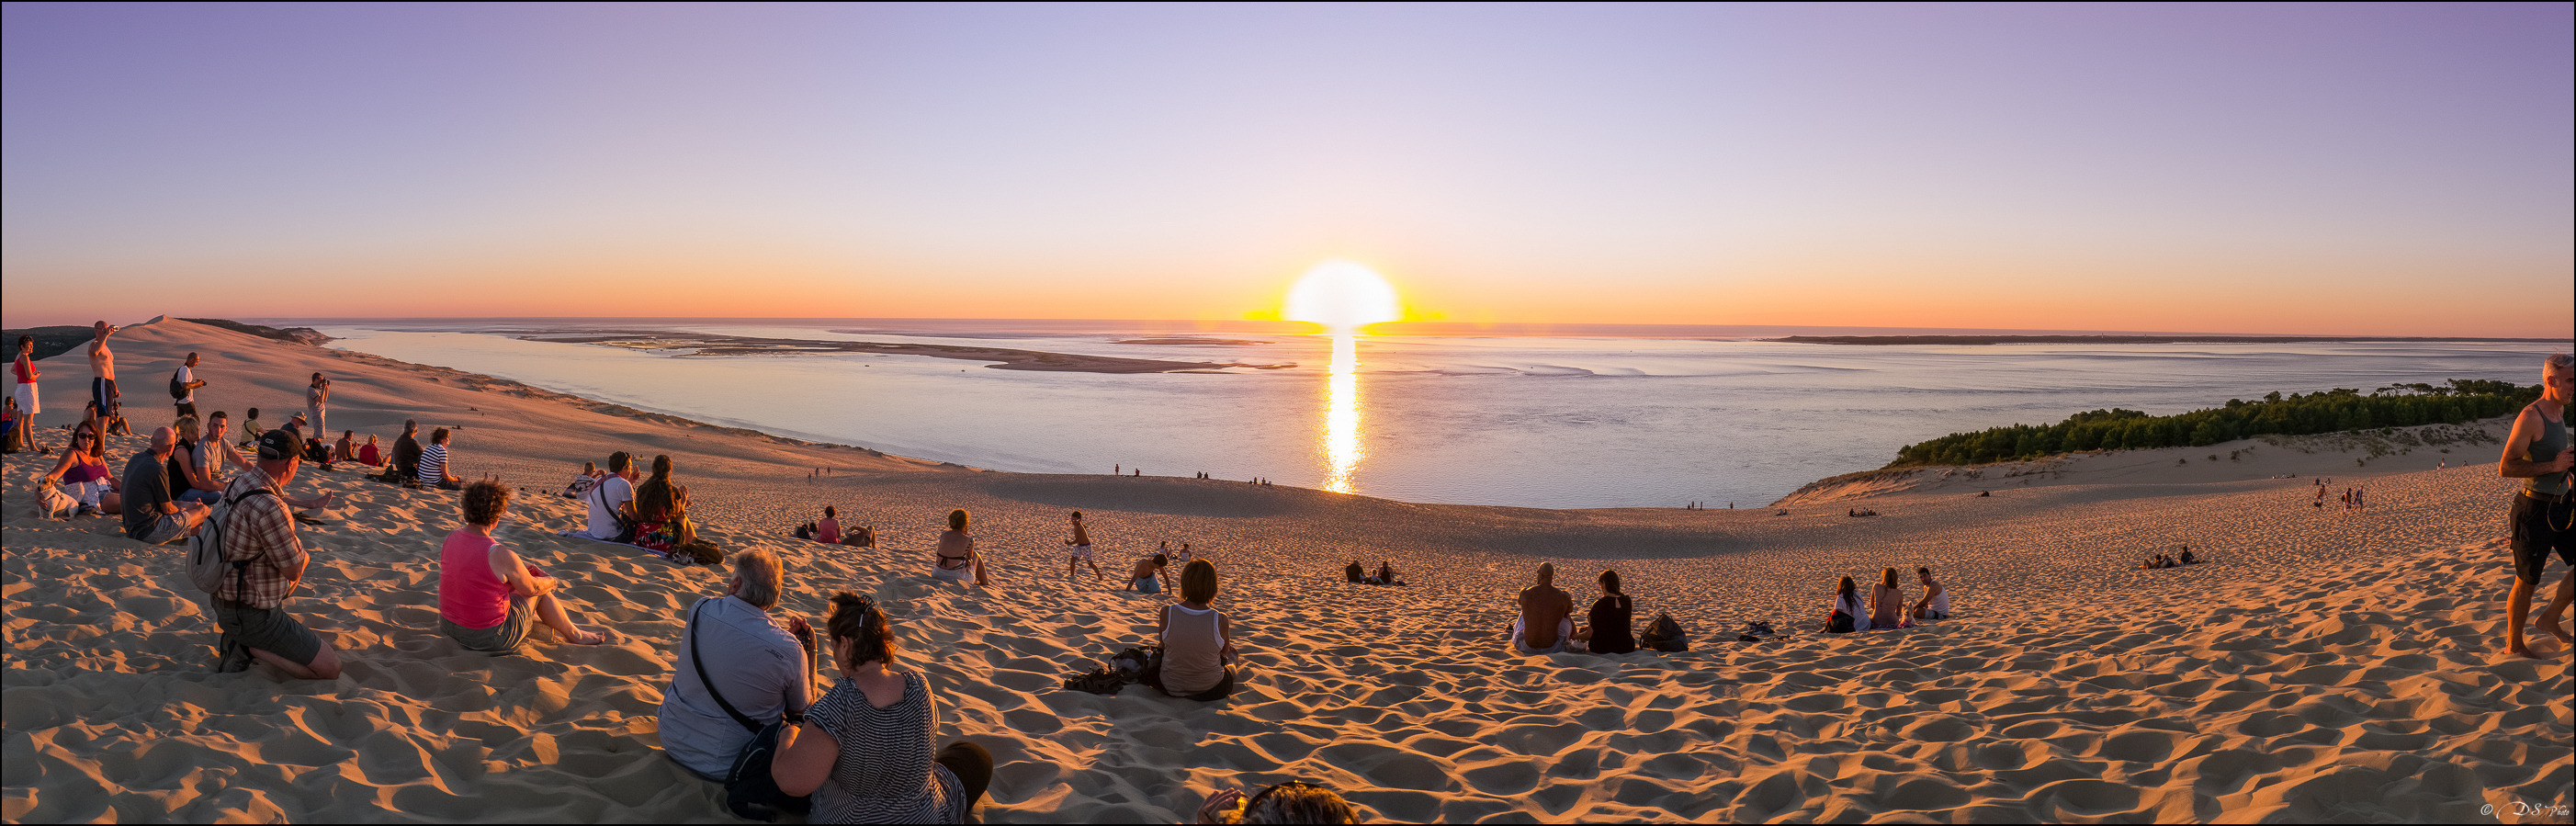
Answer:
[{"xmin": 186, "ymin": 488, "xmax": 276, "ymax": 596}]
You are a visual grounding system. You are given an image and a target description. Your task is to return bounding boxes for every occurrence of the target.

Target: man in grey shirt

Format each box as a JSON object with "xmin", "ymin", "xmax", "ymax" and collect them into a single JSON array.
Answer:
[{"xmin": 659, "ymin": 549, "xmax": 817, "ymax": 779}]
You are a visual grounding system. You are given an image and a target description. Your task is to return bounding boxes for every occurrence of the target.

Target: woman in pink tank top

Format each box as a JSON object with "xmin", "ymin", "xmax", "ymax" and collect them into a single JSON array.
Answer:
[{"xmin": 435, "ymin": 480, "xmax": 606, "ymax": 651}]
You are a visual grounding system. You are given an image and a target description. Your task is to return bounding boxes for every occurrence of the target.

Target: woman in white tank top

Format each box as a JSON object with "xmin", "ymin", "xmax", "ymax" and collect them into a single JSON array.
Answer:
[{"xmin": 1157, "ymin": 560, "xmax": 1237, "ymax": 700}]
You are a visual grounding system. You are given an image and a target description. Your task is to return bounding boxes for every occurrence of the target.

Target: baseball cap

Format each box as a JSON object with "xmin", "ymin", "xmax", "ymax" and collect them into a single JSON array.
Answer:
[{"xmin": 255, "ymin": 429, "xmax": 301, "ymax": 460}]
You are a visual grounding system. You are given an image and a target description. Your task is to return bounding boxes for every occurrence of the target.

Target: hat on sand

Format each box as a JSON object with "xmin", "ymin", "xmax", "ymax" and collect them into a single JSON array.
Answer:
[{"xmin": 255, "ymin": 429, "xmax": 300, "ymax": 460}]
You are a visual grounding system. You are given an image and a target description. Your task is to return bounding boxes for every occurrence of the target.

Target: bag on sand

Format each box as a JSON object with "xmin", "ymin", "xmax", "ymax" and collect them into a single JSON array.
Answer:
[
  {"xmin": 1062, "ymin": 665, "xmax": 1126, "ymax": 696},
  {"xmin": 1641, "ymin": 612, "xmax": 1690, "ymax": 652},
  {"xmin": 187, "ymin": 488, "xmax": 277, "ymax": 594}
]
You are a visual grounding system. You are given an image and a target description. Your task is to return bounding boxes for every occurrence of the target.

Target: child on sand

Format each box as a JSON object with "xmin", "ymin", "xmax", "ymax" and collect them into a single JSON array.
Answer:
[
  {"xmin": 1063, "ymin": 511, "xmax": 1104, "ymax": 583},
  {"xmin": 1126, "ymin": 554, "xmax": 1169, "ymax": 594}
]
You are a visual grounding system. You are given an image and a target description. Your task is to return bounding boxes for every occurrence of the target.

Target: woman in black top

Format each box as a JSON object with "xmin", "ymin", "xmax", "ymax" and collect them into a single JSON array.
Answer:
[{"xmin": 1584, "ymin": 570, "xmax": 1636, "ymax": 653}]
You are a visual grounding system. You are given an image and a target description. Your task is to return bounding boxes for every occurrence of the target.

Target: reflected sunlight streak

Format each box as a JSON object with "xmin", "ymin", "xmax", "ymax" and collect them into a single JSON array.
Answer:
[{"xmin": 1322, "ymin": 333, "xmax": 1362, "ymax": 493}]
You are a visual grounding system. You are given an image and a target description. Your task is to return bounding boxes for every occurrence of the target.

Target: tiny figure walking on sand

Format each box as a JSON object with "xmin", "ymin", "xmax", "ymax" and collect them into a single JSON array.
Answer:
[{"xmin": 1064, "ymin": 511, "xmax": 1105, "ymax": 583}]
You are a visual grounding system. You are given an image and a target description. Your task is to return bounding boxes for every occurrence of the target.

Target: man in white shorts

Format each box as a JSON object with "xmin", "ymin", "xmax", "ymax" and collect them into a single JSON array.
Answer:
[{"xmin": 1063, "ymin": 511, "xmax": 1104, "ymax": 583}]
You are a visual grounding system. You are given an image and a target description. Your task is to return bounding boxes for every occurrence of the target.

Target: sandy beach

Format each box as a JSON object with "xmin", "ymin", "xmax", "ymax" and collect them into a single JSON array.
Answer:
[{"xmin": 5, "ymin": 318, "xmax": 2569, "ymax": 823}]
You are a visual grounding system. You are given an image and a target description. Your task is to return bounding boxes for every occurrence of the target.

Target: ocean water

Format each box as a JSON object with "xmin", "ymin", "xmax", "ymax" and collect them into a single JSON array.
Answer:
[{"xmin": 312, "ymin": 321, "xmax": 2550, "ymax": 509}]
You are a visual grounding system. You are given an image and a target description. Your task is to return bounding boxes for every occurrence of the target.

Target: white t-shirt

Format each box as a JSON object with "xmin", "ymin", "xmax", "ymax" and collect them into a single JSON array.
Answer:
[
  {"xmin": 585, "ymin": 476, "xmax": 635, "ymax": 539},
  {"xmin": 175, "ymin": 365, "xmax": 194, "ymax": 403}
]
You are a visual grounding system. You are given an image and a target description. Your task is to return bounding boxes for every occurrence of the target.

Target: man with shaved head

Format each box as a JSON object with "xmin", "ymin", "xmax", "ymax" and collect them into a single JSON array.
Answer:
[
  {"xmin": 1511, "ymin": 562, "xmax": 1576, "ymax": 654},
  {"xmin": 120, "ymin": 426, "xmax": 209, "ymax": 545},
  {"xmin": 86, "ymin": 321, "xmax": 119, "ymax": 424}
]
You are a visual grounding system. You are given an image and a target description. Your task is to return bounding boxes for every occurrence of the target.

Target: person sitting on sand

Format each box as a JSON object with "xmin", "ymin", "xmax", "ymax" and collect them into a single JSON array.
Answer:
[
  {"xmin": 358, "ymin": 435, "xmax": 384, "ymax": 467},
  {"xmin": 774, "ymin": 593, "xmax": 993, "ymax": 824},
  {"xmin": 1370, "ymin": 560, "xmax": 1401, "ymax": 586},
  {"xmin": 1911, "ymin": 567, "xmax": 1949, "ymax": 621},
  {"xmin": 1508, "ymin": 563, "xmax": 1576, "ymax": 654},
  {"xmin": 1871, "ymin": 568, "xmax": 1908, "ymax": 628},
  {"xmin": 330, "ymin": 431, "xmax": 356, "ymax": 465},
  {"xmin": 932, "ymin": 509, "xmax": 989, "ymax": 585},
  {"xmin": 1152, "ymin": 560, "xmax": 1238, "ymax": 700},
  {"xmin": 1126, "ymin": 554, "xmax": 1169, "ymax": 594},
  {"xmin": 634, "ymin": 454, "xmax": 692, "ymax": 555},
  {"xmin": 1575, "ymin": 570, "xmax": 1636, "ymax": 654},
  {"xmin": 389, "ymin": 419, "xmax": 421, "ymax": 483},
  {"xmin": 1063, "ymin": 511, "xmax": 1104, "ymax": 583},
  {"xmin": 209, "ymin": 430, "xmax": 344, "ymax": 679},
  {"xmin": 1828, "ymin": 576, "xmax": 1865, "ymax": 633},
  {"xmin": 577, "ymin": 451, "xmax": 638, "ymax": 541},
  {"xmin": 840, "ymin": 524, "xmax": 876, "ymax": 549},
  {"xmin": 0, "ymin": 395, "xmax": 19, "ymax": 454},
  {"xmin": 437, "ymin": 479, "xmax": 606, "ymax": 651},
  {"xmin": 170, "ymin": 415, "xmax": 227, "ymax": 505},
  {"xmin": 1344, "ymin": 560, "xmax": 1364, "ymax": 583},
  {"xmin": 237, "ymin": 408, "xmax": 264, "ymax": 449},
  {"xmin": 416, "ymin": 428, "xmax": 460, "ymax": 490},
  {"xmin": 561, "ymin": 460, "xmax": 600, "ymax": 498},
  {"xmin": 660, "ymin": 549, "xmax": 819, "ymax": 782},
  {"xmin": 40, "ymin": 427, "xmax": 119, "ymax": 517},
  {"xmin": 1192, "ymin": 781, "xmax": 1361, "ymax": 824},
  {"xmin": 2178, "ymin": 548, "xmax": 2197, "ymax": 565},
  {"xmin": 816, "ymin": 506, "xmax": 843, "ymax": 545},
  {"xmin": 122, "ymin": 426, "xmax": 212, "ymax": 545}
]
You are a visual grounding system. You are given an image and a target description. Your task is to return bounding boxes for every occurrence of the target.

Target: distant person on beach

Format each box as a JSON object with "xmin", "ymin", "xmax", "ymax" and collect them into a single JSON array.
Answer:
[
  {"xmin": 306, "ymin": 373, "xmax": 331, "ymax": 439},
  {"xmin": 660, "ymin": 549, "xmax": 819, "ymax": 782},
  {"xmin": 1063, "ymin": 511, "xmax": 1104, "ymax": 583},
  {"xmin": 12, "ymin": 335, "xmax": 40, "ymax": 452},
  {"xmin": 1827, "ymin": 576, "xmax": 1864, "ymax": 633},
  {"xmin": 563, "ymin": 461, "xmax": 604, "ymax": 498},
  {"xmin": 1125, "ymin": 554, "xmax": 1169, "ymax": 594},
  {"xmin": 209, "ymin": 429, "xmax": 344, "ymax": 679},
  {"xmin": 1152, "ymin": 560, "xmax": 1238, "ymax": 700},
  {"xmin": 773, "ymin": 593, "xmax": 993, "ymax": 823},
  {"xmin": 173, "ymin": 352, "xmax": 206, "ymax": 420},
  {"xmin": 86, "ymin": 321, "xmax": 119, "ymax": 424},
  {"xmin": 2497, "ymin": 352, "xmax": 2576, "ymax": 660},
  {"xmin": 1576, "ymin": 570, "xmax": 1636, "ymax": 654},
  {"xmin": 816, "ymin": 506, "xmax": 843, "ymax": 545},
  {"xmin": 1508, "ymin": 563, "xmax": 1576, "ymax": 654},
  {"xmin": 579, "ymin": 451, "xmax": 638, "ymax": 541},
  {"xmin": 417, "ymin": 428, "xmax": 460, "ymax": 490},
  {"xmin": 1192, "ymin": 781, "xmax": 1361, "ymax": 824},
  {"xmin": 2178, "ymin": 548, "xmax": 2198, "ymax": 565},
  {"xmin": 389, "ymin": 420, "xmax": 421, "ymax": 484},
  {"xmin": 238, "ymin": 408, "xmax": 264, "ymax": 449},
  {"xmin": 121, "ymin": 426, "xmax": 211, "ymax": 545},
  {"xmin": 437, "ymin": 479, "xmax": 606, "ymax": 651},
  {"xmin": 1872, "ymin": 569, "xmax": 1907, "ymax": 628},
  {"xmin": 1912, "ymin": 567, "xmax": 1949, "ymax": 621},
  {"xmin": 332, "ymin": 430, "xmax": 356, "ymax": 465},
  {"xmin": 40, "ymin": 427, "xmax": 118, "ymax": 516},
  {"xmin": 199, "ymin": 413, "xmax": 331, "ymax": 512},
  {"xmin": 932, "ymin": 509, "xmax": 989, "ymax": 585},
  {"xmin": 359, "ymin": 435, "xmax": 384, "ymax": 468},
  {"xmin": 1344, "ymin": 560, "xmax": 1364, "ymax": 583},
  {"xmin": 1366, "ymin": 560, "xmax": 1402, "ymax": 586}
]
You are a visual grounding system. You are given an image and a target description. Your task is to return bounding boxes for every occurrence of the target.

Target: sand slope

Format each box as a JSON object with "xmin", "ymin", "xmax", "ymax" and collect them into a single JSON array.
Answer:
[{"xmin": 5, "ymin": 318, "xmax": 2570, "ymax": 823}]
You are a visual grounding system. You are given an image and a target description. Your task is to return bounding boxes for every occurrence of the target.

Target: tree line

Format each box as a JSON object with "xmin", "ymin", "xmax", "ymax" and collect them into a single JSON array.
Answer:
[{"xmin": 1887, "ymin": 379, "xmax": 2541, "ymax": 468}]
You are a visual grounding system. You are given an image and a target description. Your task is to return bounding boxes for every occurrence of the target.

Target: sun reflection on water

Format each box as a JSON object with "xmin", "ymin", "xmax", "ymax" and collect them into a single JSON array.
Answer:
[{"xmin": 1321, "ymin": 333, "xmax": 1362, "ymax": 493}]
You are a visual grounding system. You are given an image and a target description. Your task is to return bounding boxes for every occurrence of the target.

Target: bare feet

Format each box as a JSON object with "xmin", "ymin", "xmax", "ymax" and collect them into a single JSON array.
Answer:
[
  {"xmin": 562, "ymin": 627, "xmax": 608, "ymax": 645},
  {"xmin": 2547, "ymin": 618, "xmax": 2576, "ymax": 647}
]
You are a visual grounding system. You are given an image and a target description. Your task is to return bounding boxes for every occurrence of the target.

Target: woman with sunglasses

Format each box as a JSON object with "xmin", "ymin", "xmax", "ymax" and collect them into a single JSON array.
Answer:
[
  {"xmin": 1192, "ymin": 779, "xmax": 1361, "ymax": 824},
  {"xmin": 774, "ymin": 593, "xmax": 992, "ymax": 823},
  {"xmin": 40, "ymin": 425, "xmax": 119, "ymax": 516}
]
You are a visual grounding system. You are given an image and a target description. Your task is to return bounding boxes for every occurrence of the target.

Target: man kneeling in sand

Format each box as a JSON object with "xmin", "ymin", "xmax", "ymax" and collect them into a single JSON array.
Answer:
[
  {"xmin": 209, "ymin": 430, "xmax": 343, "ymax": 679},
  {"xmin": 437, "ymin": 479, "xmax": 606, "ymax": 651},
  {"xmin": 1509, "ymin": 563, "xmax": 1576, "ymax": 654}
]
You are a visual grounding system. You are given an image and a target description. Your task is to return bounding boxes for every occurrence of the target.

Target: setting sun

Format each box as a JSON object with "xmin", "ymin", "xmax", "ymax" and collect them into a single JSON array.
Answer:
[{"xmin": 1283, "ymin": 261, "xmax": 1401, "ymax": 333}]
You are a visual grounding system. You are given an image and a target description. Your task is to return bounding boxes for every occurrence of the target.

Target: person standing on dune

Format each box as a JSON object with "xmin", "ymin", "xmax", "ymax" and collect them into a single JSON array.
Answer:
[
  {"xmin": 86, "ymin": 321, "xmax": 119, "ymax": 424},
  {"xmin": 2498, "ymin": 353, "xmax": 2576, "ymax": 660}
]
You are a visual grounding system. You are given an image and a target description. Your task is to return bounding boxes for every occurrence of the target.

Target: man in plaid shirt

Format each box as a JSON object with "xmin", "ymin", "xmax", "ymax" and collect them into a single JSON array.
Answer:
[{"xmin": 211, "ymin": 429, "xmax": 343, "ymax": 679}]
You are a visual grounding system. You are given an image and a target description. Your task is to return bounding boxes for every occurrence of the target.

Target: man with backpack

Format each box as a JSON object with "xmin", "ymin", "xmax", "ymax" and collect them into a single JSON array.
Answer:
[
  {"xmin": 172, "ymin": 351, "xmax": 207, "ymax": 420},
  {"xmin": 205, "ymin": 429, "xmax": 343, "ymax": 679}
]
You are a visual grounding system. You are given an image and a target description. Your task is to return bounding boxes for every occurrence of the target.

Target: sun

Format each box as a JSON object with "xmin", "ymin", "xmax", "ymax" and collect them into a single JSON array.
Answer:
[{"xmin": 1283, "ymin": 260, "xmax": 1401, "ymax": 333}]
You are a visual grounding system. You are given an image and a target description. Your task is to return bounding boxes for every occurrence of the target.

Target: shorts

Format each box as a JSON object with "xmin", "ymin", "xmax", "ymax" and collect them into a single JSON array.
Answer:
[
  {"xmin": 214, "ymin": 598, "xmax": 324, "ymax": 668},
  {"xmin": 178, "ymin": 488, "xmax": 223, "ymax": 506},
  {"xmin": 1510, "ymin": 617, "xmax": 1574, "ymax": 654},
  {"xmin": 1069, "ymin": 544, "xmax": 1093, "ymax": 560},
  {"xmin": 134, "ymin": 512, "xmax": 189, "ymax": 545},
  {"xmin": 91, "ymin": 378, "xmax": 117, "ymax": 415},
  {"xmin": 441, "ymin": 598, "xmax": 534, "ymax": 653},
  {"xmin": 1923, "ymin": 610, "xmax": 1949, "ymax": 621},
  {"xmin": 1134, "ymin": 576, "xmax": 1162, "ymax": 594},
  {"xmin": 175, "ymin": 402, "xmax": 198, "ymax": 419},
  {"xmin": 2508, "ymin": 493, "xmax": 2575, "ymax": 583},
  {"xmin": 13, "ymin": 381, "xmax": 37, "ymax": 415}
]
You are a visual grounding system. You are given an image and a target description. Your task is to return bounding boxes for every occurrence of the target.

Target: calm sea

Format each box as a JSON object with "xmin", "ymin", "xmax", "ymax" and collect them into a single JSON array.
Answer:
[{"xmin": 308, "ymin": 320, "xmax": 2551, "ymax": 509}]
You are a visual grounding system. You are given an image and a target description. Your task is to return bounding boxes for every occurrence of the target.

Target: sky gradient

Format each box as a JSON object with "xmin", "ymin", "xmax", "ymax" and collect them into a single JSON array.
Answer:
[{"xmin": 5, "ymin": 3, "xmax": 2570, "ymax": 336}]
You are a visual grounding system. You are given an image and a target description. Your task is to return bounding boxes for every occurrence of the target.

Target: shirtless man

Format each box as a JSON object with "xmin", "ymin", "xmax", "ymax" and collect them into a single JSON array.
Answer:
[
  {"xmin": 1510, "ymin": 563, "xmax": 1576, "ymax": 654},
  {"xmin": 1063, "ymin": 511, "xmax": 1104, "ymax": 583},
  {"xmin": 1911, "ymin": 566, "xmax": 1949, "ymax": 620},
  {"xmin": 87, "ymin": 322, "xmax": 119, "ymax": 424},
  {"xmin": 2497, "ymin": 353, "xmax": 2576, "ymax": 660}
]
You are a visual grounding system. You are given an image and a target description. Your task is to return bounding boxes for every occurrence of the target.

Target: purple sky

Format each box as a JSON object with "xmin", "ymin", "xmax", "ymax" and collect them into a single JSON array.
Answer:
[{"xmin": 4, "ymin": 3, "xmax": 2570, "ymax": 336}]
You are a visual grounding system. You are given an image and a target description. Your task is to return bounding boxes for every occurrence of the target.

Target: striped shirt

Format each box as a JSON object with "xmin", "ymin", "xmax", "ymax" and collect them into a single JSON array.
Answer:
[
  {"xmin": 417, "ymin": 444, "xmax": 449, "ymax": 481},
  {"xmin": 808, "ymin": 673, "xmax": 965, "ymax": 824}
]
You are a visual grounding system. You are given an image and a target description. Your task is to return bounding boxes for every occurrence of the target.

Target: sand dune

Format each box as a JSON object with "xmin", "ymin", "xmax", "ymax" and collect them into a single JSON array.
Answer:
[{"xmin": 4, "ymin": 318, "xmax": 2569, "ymax": 822}]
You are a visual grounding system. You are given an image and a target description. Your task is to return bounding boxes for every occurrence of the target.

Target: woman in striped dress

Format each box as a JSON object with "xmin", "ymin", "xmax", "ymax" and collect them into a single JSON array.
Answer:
[{"xmin": 774, "ymin": 593, "xmax": 992, "ymax": 824}]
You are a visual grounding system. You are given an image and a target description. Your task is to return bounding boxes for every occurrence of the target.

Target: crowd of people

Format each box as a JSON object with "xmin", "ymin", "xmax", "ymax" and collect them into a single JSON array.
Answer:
[{"xmin": 1824, "ymin": 567, "xmax": 1949, "ymax": 633}]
